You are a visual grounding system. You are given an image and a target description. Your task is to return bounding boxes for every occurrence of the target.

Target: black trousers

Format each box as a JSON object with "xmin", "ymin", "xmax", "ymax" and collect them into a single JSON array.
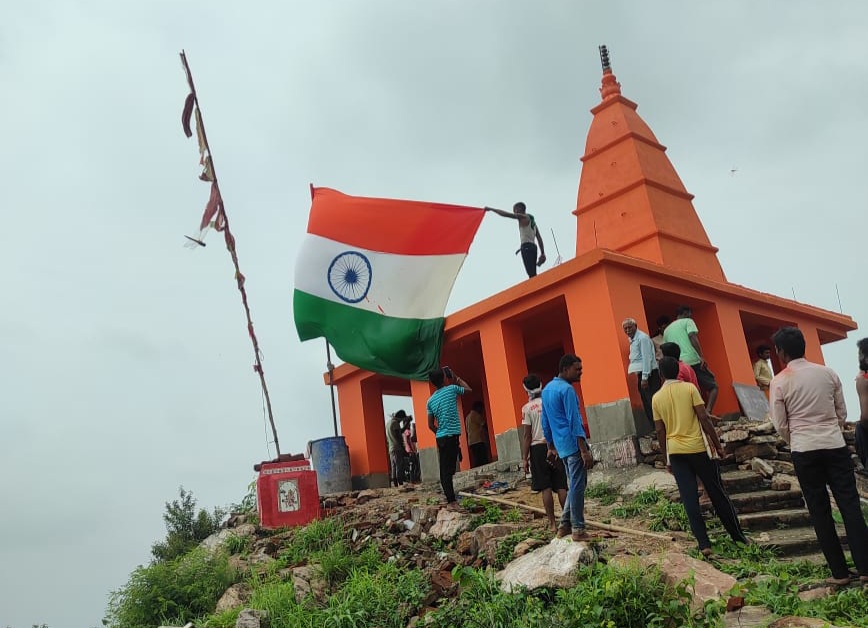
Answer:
[
  {"xmin": 855, "ymin": 422, "xmax": 868, "ymax": 470},
  {"xmin": 792, "ymin": 446, "xmax": 868, "ymax": 578},
  {"xmin": 669, "ymin": 451, "xmax": 747, "ymax": 550},
  {"xmin": 637, "ymin": 369, "xmax": 662, "ymax": 429},
  {"xmin": 469, "ymin": 442, "xmax": 489, "ymax": 467},
  {"xmin": 436, "ymin": 435, "xmax": 461, "ymax": 503},
  {"xmin": 519, "ymin": 242, "xmax": 538, "ymax": 277}
]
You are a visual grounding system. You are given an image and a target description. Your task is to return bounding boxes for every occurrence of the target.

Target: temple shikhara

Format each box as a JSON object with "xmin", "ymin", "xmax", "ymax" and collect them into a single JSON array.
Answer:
[{"xmin": 327, "ymin": 49, "xmax": 857, "ymax": 489}]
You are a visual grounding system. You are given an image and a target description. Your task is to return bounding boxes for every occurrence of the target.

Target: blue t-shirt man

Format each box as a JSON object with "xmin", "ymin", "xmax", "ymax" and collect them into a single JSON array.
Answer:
[{"xmin": 539, "ymin": 355, "xmax": 594, "ymax": 540}]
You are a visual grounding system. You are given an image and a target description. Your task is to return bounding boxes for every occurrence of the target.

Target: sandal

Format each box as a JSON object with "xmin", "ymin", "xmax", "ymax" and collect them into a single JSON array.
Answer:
[
  {"xmin": 825, "ymin": 576, "xmax": 851, "ymax": 587},
  {"xmin": 700, "ymin": 548, "xmax": 714, "ymax": 558},
  {"xmin": 571, "ymin": 530, "xmax": 591, "ymax": 542},
  {"xmin": 556, "ymin": 525, "xmax": 572, "ymax": 539}
]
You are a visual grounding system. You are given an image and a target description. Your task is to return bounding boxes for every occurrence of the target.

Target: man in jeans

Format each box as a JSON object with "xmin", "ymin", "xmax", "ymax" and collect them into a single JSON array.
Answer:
[
  {"xmin": 770, "ymin": 326, "xmax": 868, "ymax": 586},
  {"xmin": 541, "ymin": 354, "xmax": 594, "ymax": 541},
  {"xmin": 427, "ymin": 367, "xmax": 472, "ymax": 508},
  {"xmin": 653, "ymin": 357, "xmax": 748, "ymax": 557}
]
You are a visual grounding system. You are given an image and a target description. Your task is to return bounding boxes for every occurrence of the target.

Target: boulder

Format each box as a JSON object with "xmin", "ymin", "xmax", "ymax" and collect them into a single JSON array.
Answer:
[
  {"xmin": 215, "ymin": 582, "xmax": 252, "ymax": 612},
  {"xmin": 638, "ymin": 436, "xmax": 659, "ymax": 455},
  {"xmin": 236, "ymin": 609, "xmax": 270, "ymax": 628},
  {"xmin": 410, "ymin": 505, "xmax": 441, "ymax": 530},
  {"xmin": 497, "ymin": 538, "xmax": 596, "ymax": 591},
  {"xmin": 473, "ymin": 523, "xmax": 524, "ymax": 562},
  {"xmin": 513, "ymin": 537, "xmax": 546, "ymax": 558},
  {"xmin": 429, "ymin": 509, "xmax": 472, "ymax": 540},
  {"xmin": 750, "ymin": 457, "xmax": 775, "ymax": 479},
  {"xmin": 646, "ymin": 552, "xmax": 737, "ymax": 608},
  {"xmin": 623, "ymin": 470, "xmax": 678, "ymax": 496},
  {"xmin": 797, "ymin": 586, "xmax": 833, "ymax": 602},
  {"xmin": 733, "ymin": 443, "xmax": 777, "ymax": 463},
  {"xmin": 723, "ymin": 605, "xmax": 773, "ymax": 628},
  {"xmin": 291, "ymin": 565, "xmax": 328, "ymax": 604}
]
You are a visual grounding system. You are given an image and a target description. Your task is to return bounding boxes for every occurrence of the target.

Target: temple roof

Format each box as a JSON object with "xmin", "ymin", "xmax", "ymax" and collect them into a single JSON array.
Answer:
[{"xmin": 575, "ymin": 47, "xmax": 725, "ymax": 282}]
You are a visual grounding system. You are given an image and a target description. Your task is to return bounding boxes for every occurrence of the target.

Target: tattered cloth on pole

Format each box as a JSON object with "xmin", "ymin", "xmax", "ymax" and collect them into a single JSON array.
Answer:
[
  {"xmin": 293, "ymin": 187, "xmax": 484, "ymax": 380},
  {"xmin": 180, "ymin": 68, "xmax": 222, "ymax": 244}
]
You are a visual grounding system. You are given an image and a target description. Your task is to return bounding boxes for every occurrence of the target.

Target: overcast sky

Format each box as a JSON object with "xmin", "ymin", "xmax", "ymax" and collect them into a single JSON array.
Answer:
[{"xmin": 2, "ymin": 2, "xmax": 867, "ymax": 626}]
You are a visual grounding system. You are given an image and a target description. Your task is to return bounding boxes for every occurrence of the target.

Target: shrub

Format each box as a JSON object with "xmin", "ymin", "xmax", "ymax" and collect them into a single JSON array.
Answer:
[
  {"xmin": 151, "ymin": 487, "xmax": 226, "ymax": 562},
  {"xmin": 493, "ymin": 529, "xmax": 544, "ymax": 569},
  {"xmin": 105, "ymin": 547, "xmax": 237, "ymax": 628}
]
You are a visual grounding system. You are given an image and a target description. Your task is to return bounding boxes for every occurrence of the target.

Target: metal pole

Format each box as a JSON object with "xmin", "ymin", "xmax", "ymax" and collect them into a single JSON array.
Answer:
[{"xmin": 326, "ymin": 341, "xmax": 339, "ymax": 437}]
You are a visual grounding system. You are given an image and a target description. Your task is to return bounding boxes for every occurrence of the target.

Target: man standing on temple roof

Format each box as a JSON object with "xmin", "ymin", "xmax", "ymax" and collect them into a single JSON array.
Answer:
[
  {"xmin": 484, "ymin": 202, "xmax": 547, "ymax": 278},
  {"xmin": 663, "ymin": 305, "xmax": 719, "ymax": 414}
]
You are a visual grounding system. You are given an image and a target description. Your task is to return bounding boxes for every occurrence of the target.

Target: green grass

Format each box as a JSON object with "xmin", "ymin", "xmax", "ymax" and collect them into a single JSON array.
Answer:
[
  {"xmin": 585, "ymin": 481, "xmax": 621, "ymax": 505},
  {"xmin": 492, "ymin": 528, "xmax": 545, "ymax": 569},
  {"xmin": 424, "ymin": 562, "xmax": 722, "ymax": 628},
  {"xmin": 279, "ymin": 517, "xmax": 345, "ymax": 565},
  {"xmin": 611, "ymin": 486, "xmax": 664, "ymax": 518}
]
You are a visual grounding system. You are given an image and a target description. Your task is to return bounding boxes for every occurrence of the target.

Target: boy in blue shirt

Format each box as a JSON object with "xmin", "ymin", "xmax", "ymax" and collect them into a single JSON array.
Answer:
[{"xmin": 542, "ymin": 354, "xmax": 595, "ymax": 541}]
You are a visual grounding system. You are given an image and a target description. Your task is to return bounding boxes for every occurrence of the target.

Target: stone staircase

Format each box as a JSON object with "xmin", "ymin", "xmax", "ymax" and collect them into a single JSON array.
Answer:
[{"xmin": 710, "ymin": 465, "xmax": 849, "ymax": 559}]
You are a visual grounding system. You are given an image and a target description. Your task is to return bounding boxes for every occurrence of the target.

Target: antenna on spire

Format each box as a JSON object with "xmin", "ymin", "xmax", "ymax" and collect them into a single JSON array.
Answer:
[{"xmin": 599, "ymin": 45, "xmax": 611, "ymax": 71}]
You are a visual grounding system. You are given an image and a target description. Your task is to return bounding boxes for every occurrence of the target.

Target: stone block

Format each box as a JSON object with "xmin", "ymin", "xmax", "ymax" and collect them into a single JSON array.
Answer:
[
  {"xmin": 588, "ymin": 437, "xmax": 639, "ymax": 470},
  {"xmin": 721, "ymin": 429, "xmax": 750, "ymax": 443},
  {"xmin": 750, "ymin": 458, "xmax": 775, "ymax": 479},
  {"xmin": 748, "ymin": 421, "xmax": 776, "ymax": 436},
  {"xmin": 733, "ymin": 443, "xmax": 777, "ymax": 463},
  {"xmin": 770, "ymin": 460, "xmax": 795, "ymax": 475},
  {"xmin": 495, "ymin": 428, "xmax": 522, "ymax": 463},
  {"xmin": 497, "ymin": 538, "xmax": 596, "ymax": 591},
  {"xmin": 429, "ymin": 509, "xmax": 472, "ymax": 540},
  {"xmin": 585, "ymin": 398, "xmax": 636, "ymax": 442},
  {"xmin": 418, "ymin": 446, "xmax": 440, "ymax": 483}
]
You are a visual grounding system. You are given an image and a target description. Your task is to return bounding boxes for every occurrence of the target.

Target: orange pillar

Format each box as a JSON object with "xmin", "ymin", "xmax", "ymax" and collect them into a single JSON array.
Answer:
[
  {"xmin": 800, "ymin": 323, "xmax": 825, "ymax": 364},
  {"xmin": 410, "ymin": 379, "xmax": 435, "ymax": 451},
  {"xmin": 714, "ymin": 303, "xmax": 754, "ymax": 414},
  {"xmin": 563, "ymin": 272, "xmax": 632, "ymax": 406},
  {"xmin": 478, "ymin": 318, "xmax": 528, "ymax": 437},
  {"xmin": 336, "ymin": 373, "xmax": 389, "ymax": 485}
]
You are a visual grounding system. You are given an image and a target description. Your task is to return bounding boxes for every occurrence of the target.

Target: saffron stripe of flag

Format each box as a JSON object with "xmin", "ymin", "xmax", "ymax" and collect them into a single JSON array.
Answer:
[{"xmin": 293, "ymin": 187, "xmax": 484, "ymax": 380}]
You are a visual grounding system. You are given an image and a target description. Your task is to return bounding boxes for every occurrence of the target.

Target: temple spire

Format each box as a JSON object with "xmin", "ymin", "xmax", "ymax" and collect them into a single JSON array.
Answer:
[{"xmin": 598, "ymin": 44, "xmax": 622, "ymax": 100}]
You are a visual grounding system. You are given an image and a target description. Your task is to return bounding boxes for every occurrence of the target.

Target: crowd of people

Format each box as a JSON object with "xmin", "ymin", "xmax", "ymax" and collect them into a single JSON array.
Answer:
[{"xmin": 421, "ymin": 301, "xmax": 868, "ymax": 585}]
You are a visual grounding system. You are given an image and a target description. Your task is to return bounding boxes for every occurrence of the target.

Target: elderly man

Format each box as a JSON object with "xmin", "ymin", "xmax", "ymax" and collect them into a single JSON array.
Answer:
[
  {"xmin": 770, "ymin": 326, "xmax": 868, "ymax": 586},
  {"xmin": 622, "ymin": 318, "xmax": 661, "ymax": 430}
]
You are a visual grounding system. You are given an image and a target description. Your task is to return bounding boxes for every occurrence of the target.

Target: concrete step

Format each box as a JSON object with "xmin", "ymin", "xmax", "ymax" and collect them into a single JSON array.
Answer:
[
  {"xmin": 738, "ymin": 507, "xmax": 812, "ymax": 531},
  {"xmin": 720, "ymin": 469, "xmax": 765, "ymax": 495},
  {"xmin": 755, "ymin": 525, "xmax": 848, "ymax": 557},
  {"xmin": 723, "ymin": 489, "xmax": 805, "ymax": 514}
]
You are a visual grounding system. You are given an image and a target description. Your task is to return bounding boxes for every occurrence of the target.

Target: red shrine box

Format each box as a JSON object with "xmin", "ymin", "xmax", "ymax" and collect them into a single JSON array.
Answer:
[{"xmin": 256, "ymin": 460, "xmax": 320, "ymax": 528}]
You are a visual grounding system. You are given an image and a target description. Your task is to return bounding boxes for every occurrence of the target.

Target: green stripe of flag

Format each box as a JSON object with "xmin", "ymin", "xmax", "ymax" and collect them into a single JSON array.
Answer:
[{"xmin": 293, "ymin": 290, "xmax": 444, "ymax": 380}]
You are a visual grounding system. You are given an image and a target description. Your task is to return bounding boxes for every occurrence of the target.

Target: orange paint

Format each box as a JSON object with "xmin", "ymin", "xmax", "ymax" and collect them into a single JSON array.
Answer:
[{"xmin": 324, "ymin": 62, "xmax": 857, "ymax": 487}]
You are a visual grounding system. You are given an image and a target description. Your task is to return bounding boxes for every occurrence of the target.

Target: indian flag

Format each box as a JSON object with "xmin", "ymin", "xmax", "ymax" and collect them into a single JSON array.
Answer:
[{"xmin": 293, "ymin": 187, "xmax": 485, "ymax": 380}]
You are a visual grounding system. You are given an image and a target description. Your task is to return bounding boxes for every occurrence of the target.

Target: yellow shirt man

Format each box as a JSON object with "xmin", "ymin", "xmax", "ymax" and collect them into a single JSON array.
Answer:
[{"xmin": 651, "ymin": 381, "xmax": 706, "ymax": 455}]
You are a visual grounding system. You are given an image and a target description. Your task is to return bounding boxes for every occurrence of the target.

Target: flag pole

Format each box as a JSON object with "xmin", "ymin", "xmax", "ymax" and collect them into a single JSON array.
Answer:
[
  {"xmin": 179, "ymin": 50, "xmax": 281, "ymax": 456},
  {"xmin": 325, "ymin": 341, "xmax": 339, "ymax": 437}
]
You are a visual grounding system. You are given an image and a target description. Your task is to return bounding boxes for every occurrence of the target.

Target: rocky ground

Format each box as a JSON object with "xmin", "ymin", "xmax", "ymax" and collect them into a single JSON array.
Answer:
[{"xmin": 206, "ymin": 448, "xmax": 867, "ymax": 628}]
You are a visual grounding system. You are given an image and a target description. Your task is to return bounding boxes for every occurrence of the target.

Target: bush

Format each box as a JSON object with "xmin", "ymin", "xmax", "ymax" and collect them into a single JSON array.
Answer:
[
  {"xmin": 279, "ymin": 517, "xmax": 344, "ymax": 565},
  {"xmin": 611, "ymin": 487, "xmax": 664, "ymax": 518},
  {"xmin": 105, "ymin": 546, "xmax": 237, "ymax": 628},
  {"xmin": 151, "ymin": 487, "xmax": 226, "ymax": 562}
]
